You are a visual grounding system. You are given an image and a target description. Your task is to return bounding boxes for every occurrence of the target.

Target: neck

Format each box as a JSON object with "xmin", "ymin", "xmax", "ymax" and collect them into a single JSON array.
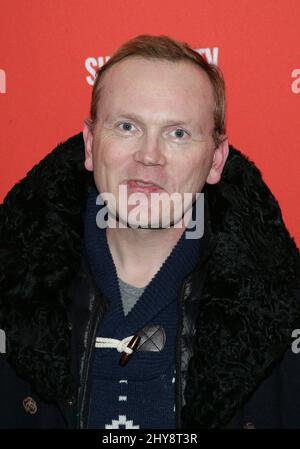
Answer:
[{"xmin": 106, "ymin": 225, "xmax": 186, "ymax": 287}]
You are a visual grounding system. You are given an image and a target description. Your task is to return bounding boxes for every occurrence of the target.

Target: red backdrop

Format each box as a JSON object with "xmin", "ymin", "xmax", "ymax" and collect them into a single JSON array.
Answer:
[{"xmin": 0, "ymin": 0, "xmax": 299, "ymax": 244}]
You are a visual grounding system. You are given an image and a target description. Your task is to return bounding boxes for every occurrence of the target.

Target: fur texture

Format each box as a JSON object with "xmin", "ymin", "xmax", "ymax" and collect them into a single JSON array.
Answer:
[{"xmin": 182, "ymin": 148, "xmax": 300, "ymax": 427}]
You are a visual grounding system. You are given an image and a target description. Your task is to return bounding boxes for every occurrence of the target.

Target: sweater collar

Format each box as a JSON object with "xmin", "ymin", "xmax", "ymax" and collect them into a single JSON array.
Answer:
[{"xmin": 84, "ymin": 186, "xmax": 203, "ymax": 339}]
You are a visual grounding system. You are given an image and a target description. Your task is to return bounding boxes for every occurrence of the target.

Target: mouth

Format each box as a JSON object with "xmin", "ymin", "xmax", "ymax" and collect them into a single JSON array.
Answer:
[{"xmin": 126, "ymin": 179, "xmax": 164, "ymax": 194}]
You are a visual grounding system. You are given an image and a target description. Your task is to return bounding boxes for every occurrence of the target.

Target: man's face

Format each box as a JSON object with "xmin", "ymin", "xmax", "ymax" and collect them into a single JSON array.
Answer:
[{"xmin": 84, "ymin": 56, "xmax": 228, "ymax": 228}]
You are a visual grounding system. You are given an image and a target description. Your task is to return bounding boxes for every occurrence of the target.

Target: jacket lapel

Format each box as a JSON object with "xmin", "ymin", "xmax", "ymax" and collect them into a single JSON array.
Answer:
[
  {"xmin": 0, "ymin": 134, "xmax": 93, "ymax": 404},
  {"xmin": 182, "ymin": 149, "xmax": 300, "ymax": 428}
]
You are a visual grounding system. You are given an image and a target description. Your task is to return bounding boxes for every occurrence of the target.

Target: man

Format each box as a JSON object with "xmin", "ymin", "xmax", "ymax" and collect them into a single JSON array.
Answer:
[{"xmin": 0, "ymin": 35, "xmax": 299, "ymax": 429}]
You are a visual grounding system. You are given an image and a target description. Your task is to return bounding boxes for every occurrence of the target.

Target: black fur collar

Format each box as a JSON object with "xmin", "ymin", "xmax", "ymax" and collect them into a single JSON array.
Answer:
[
  {"xmin": 0, "ymin": 133, "xmax": 299, "ymax": 427},
  {"xmin": 183, "ymin": 147, "xmax": 300, "ymax": 427}
]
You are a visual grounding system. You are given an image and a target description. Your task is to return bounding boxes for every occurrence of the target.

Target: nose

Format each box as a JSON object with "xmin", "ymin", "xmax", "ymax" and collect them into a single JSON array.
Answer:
[{"xmin": 133, "ymin": 131, "xmax": 166, "ymax": 166}]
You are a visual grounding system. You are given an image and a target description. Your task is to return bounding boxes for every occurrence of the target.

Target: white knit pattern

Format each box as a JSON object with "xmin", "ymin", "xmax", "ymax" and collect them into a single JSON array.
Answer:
[{"xmin": 105, "ymin": 415, "xmax": 140, "ymax": 429}]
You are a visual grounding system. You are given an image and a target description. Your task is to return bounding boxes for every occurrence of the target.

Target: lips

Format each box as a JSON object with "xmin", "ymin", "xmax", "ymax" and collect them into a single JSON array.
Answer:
[{"xmin": 127, "ymin": 179, "xmax": 163, "ymax": 193}]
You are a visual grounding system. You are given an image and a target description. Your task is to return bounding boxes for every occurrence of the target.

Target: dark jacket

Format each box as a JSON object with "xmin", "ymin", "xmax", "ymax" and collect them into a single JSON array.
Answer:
[{"xmin": 0, "ymin": 133, "xmax": 299, "ymax": 429}]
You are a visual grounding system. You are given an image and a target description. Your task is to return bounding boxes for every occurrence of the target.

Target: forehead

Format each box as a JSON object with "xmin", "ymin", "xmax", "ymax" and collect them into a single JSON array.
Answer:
[{"xmin": 98, "ymin": 57, "xmax": 215, "ymax": 126}]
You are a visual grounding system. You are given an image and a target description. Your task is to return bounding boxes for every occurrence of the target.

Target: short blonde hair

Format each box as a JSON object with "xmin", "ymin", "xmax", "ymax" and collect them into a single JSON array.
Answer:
[{"xmin": 90, "ymin": 34, "xmax": 226, "ymax": 146}]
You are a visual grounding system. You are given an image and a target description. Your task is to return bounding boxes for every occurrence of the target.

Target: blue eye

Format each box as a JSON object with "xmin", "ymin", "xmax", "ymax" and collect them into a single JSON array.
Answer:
[
  {"xmin": 119, "ymin": 122, "xmax": 135, "ymax": 132},
  {"xmin": 170, "ymin": 128, "xmax": 189, "ymax": 139}
]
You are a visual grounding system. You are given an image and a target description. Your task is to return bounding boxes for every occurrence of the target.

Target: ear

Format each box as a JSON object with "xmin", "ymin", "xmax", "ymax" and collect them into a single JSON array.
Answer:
[
  {"xmin": 206, "ymin": 136, "xmax": 229, "ymax": 185},
  {"xmin": 83, "ymin": 119, "xmax": 94, "ymax": 171}
]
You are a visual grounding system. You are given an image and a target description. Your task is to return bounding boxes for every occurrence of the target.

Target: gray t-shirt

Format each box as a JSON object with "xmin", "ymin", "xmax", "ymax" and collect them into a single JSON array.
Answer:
[{"xmin": 118, "ymin": 277, "xmax": 146, "ymax": 316}]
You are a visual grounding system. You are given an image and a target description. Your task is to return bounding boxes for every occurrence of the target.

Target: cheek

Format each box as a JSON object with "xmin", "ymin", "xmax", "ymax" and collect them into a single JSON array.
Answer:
[
  {"xmin": 93, "ymin": 138, "xmax": 127, "ymax": 171},
  {"xmin": 92, "ymin": 141, "xmax": 133, "ymax": 194},
  {"xmin": 175, "ymin": 152, "xmax": 212, "ymax": 191}
]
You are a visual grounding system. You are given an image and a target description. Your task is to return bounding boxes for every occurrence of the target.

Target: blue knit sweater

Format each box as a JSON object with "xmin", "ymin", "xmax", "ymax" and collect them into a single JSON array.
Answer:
[{"xmin": 84, "ymin": 187, "xmax": 201, "ymax": 429}]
